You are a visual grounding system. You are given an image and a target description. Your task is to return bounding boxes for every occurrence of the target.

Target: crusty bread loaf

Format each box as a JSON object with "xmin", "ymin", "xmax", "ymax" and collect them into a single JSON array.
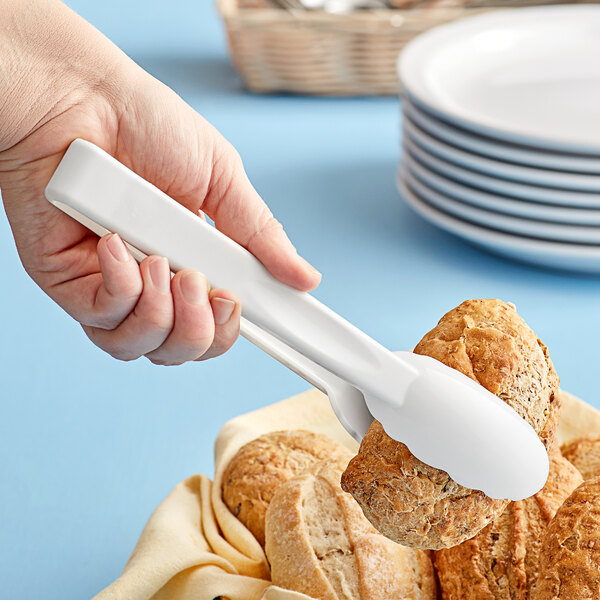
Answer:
[
  {"xmin": 531, "ymin": 477, "xmax": 600, "ymax": 599},
  {"xmin": 412, "ymin": 300, "xmax": 560, "ymax": 450},
  {"xmin": 265, "ymin": 461, "xmax": 437, "ymax": 600},
  {"xmin": 561, "ymin": 436, "xmax": 600, "ymax": 481},
  {"xmin": 341, "ymin": 299, "xmax": 560, "ymax": 550},
  {"xmin": 222, "ymin": 430, "xmax": 353, "ymax": 546},
  {"xmin": 434, "ymin": 454, "xmax": 583, "ymax": 600}
]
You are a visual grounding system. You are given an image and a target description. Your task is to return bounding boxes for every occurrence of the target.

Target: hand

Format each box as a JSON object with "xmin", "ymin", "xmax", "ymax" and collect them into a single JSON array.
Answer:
[{"xmin": 0, "ymin": 0, "xmax": 320, "ymax": 365}]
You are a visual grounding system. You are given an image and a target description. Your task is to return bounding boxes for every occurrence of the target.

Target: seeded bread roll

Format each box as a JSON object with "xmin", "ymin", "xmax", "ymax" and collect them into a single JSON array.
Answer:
[
  {"xmin": 531, "ymin": 477, "xmax": 600, "ymax": 599},
  {"xmin": 434, "ymin": 454, "xmax": 582, "ymax": 600},
  {"xmin": 265, "ymin": 461, "xmax": 437, "ymax": 600},
  {"xmin": 341, "ymin": 299, "xmax": 560, "ymax": 550},
  {"xmin": 560, "ymin": 436, "xmax": 600, "ymax": 481},
  {"xmin": 222, "ymin": 430, "xmax": 353, "ymax": 546}
]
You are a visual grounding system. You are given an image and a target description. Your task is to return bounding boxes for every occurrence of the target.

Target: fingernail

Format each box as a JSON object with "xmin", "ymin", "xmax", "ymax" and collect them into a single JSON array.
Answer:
[
  {"xmin": 149, "ymin": 257, "xmax": 170, "ymax": 293},
  {"xmin": 212, "ymin": 297, "xmax": 236, "ymax": 325},
  {"xmin": 180, "ymin": 272, "xmax": 208, "ymax": 305},
  {"xmin": 106, "ymin": 234, "xmax": 129, "ymax": 262}
]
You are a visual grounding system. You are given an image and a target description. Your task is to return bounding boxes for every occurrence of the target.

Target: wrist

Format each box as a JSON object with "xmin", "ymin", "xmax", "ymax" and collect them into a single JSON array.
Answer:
[{"xmin": 0, "ymin": 0, "xmax": 131, "ymax": 152}]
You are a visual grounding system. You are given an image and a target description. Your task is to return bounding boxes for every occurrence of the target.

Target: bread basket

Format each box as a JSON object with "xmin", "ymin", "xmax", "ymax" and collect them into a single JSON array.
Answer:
[
  {"xmin": 217, "ymin": 0, "xmax": 492, "ymax": 95},
  {"xmin": 93, "ymin": 388, "xmax": 600, "ymax": 599}
]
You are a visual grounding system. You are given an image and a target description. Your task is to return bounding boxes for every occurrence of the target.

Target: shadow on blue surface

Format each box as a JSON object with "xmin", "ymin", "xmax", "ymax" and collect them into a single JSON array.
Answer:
[
  {"xmin": 134, "ymin": 54, "xmax": 243, "ymax": 97},
  {"xmin": 258, "ymin": 155, "xmax": 600, "ymax": 287}
]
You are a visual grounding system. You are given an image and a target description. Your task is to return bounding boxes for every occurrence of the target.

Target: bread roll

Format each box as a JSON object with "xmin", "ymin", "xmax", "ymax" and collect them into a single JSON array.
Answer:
[
  {"xmin": 265, "ymin": 462, "xmax": 437, "ymax": 600},
  {"xmin": 222, "ymin": 430, "xmax": 353, "ymax": 546},
  {"xmin": 341, "ymin": 299, "xmax": 560, "ymax": 550},
  {"xmin": 561, "ymin": 436, "xmax": 600, "ymax": 481},
  {"xmin": 531, "ymin": 477, "xmax": 600, "ymax": 599},
  {"xmin": 434, "ymin": 454, "xmax": 583, "ymax": 600}
]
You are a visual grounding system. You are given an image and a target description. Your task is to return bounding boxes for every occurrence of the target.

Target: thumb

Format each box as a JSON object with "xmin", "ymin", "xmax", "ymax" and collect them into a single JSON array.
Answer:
[{"xmin": 202, "ymin": 142, "xmax": 321, "ymax": 292}]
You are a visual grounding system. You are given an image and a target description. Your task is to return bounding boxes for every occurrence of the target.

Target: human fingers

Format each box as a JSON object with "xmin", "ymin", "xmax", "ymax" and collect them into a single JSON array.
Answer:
[
  {"xmin": 82, "ymin": 256, "xmax": 174, "ymax": 360},
  {"xmin": 195, "ymin": 288, "xmax": 241, "ymax": 361},
  {"xmin": 82, "ymin": 233, "xmax": 143, "ymax": 329},
  {"xmin": 144, "ymin": 270, "xmax": 214, "ymax": 366}
]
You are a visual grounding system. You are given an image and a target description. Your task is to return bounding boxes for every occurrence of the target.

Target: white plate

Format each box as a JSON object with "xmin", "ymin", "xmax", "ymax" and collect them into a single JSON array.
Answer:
[
  {"xmin": 404, "ymin": 118, "xmax": 600, "ymax": 192},
  {"xmin": 399, "ymin": 6, "xmax": 600, "ymax": 154},
  {"xmin": 402, "ymin": 167, "xmax": 600, "ymax": 244},
  {"xmin": 397, "ymin": 178, "xmax": 600, "ymax": 274},
  {"xmin": 403, "ymin": 136, "xmax": 600, "ymax": 208},
  {"xmin": 404, "ymin": 152, "xmax": 600, "ymax": 225},
  {"xmin": 404, "ymin": 101, "xmax": 600, "ymax": 174}
]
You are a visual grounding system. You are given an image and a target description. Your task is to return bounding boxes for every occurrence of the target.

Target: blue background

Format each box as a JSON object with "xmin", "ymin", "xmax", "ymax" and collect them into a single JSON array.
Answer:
[{"xmin": 1, "ymin": 1, "xmax": 598, "ymax": 598}]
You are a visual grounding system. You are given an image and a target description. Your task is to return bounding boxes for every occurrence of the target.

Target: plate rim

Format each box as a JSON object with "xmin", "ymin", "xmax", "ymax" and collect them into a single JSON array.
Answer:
[
  {"xmin": 403, "ymin": 151, "xmax": 600, "ymax": 225},
  {"xmin": 401, "ymin": 165, "xmax": 600, "ymax": 244},
  {"xmin": 399, "ymin": 5, "xmax": 600, "ymax": 155},
  {"xmin": 403, "ymin": 117, "xmax": 600, "ymax": 192},
  {"xmin": 402, "ymin": 136, "xmax": 600, "ymax": 208},
  {"xmin": 396, "ymin": 177, "xmax": 600, "ymax": 277},
  {"xmin": 404, "ymin": 100, "xmax": 600, "ymax": 174}
]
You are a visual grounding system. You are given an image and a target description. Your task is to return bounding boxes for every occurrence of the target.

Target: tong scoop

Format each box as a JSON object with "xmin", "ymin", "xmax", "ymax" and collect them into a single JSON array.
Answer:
[{"xmin": 45, "ymin": 139, "xmax": 549, "ymax": 500}]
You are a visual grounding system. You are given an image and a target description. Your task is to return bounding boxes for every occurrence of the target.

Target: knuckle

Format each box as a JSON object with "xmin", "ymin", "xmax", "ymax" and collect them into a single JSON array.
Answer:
[
  {"xmin": 198, "ymin": 331, "xmax": 239, "ymax": 361},
  {"xmin": 147, "ymin": 357, "xmax": 183, "ymax": 367},
  {"xmin": 89, "ymin": 316, "xmax": 122, "ymax": 330},
  {"xmin": 221, "ymin": 140, "xmax": 242, "ymax": 169},
  {"xmin": 87, "ymin": 331, "xmax": 139, "ymax": 362},
  {"xmin": 148, "ymin": 357, "xmax": 167, "ymax": 366},
  {"xmin": 104, "ymin": 342, "xmax": 139, "ymax": 362},
  {"xmin": 205, "ymin": 142, "xmax": 245, "ymax": 211},
  {"xmin": 196, "ymin": 346, "xmax": 225, "ymax": 361},
  {"xmin": 245, "ymin": 211, "xmax": 283, "ymax": 252},
  {"xmin": 112, "ymin": 352, "xmax": 138, "ymax": 362},
  {"xmin": 215, "ymin": 330, "xmax": 238, "ymax": 354},
  {"xmin": 259, "ymin": 213, "xmax": 283, "ymax": 237},
  {"xmin": 108, "ymin": 285, "xmax": 143, "ymax": 305},
  {"xmin": 140, "ymin": 309, "xmax": 173, "ymax": 333},
  {"xmin": 102, "ymin": 267, "xmax": 143, "ymax": 300},
  {"xmin": 179, "ymin": 322, "xmax": 214, "ymax": 349},
  {"xmin": 83, "ymin": 308, "xmax": 129, "ymax": 329},
  {"xmin": 182, "ymin": 338, "xmax": 213, "ymax": 357}
]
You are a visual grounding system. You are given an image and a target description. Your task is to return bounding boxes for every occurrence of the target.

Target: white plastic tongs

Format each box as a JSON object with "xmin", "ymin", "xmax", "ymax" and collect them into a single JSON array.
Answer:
[{"xmin": 45, "ymin": 139, "xmax": 549, "ymax": 500}]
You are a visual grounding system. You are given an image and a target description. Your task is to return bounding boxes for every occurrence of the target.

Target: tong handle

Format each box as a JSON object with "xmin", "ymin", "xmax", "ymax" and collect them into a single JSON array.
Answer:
[
  {"xmin": 46, "ymin": 183, "xmax": 332, "ymax": 394},
  {"xmin": 45, "ymin": 139, "xmax": 417, "ymax": 404}
]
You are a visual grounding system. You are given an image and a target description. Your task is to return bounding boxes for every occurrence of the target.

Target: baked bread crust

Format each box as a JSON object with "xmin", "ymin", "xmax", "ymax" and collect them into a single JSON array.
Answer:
[
  {"xmin": 222, "ymin": 430, "xmax": 352, "ymax": 545},
  {"xmin": 532, "ymin": 477, "xmax": 600, "ymax": 600},
  {"xmin": 561, "ymin": 436, "xmax": 600, "ymax": 481},
  {"xmin": 265, "ymin": 462, "xmax": 437, "ymax": 600},
  {"xmin": 434, "ymin": 454, "xmax": 583, "ymax": 600},
  {"xmin": 412, "ymin": 299, "xmax": 560, "ymax": 450},
  {"xmin": 341, "ymin": 299, "xmax": 560, "ymax": 550}
]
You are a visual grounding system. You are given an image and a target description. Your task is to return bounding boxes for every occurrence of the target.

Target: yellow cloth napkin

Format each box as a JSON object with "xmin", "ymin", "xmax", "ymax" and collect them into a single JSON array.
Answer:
[{"xmin": 93, "ymin": 388, "xmax": 599, "ymax": 600}]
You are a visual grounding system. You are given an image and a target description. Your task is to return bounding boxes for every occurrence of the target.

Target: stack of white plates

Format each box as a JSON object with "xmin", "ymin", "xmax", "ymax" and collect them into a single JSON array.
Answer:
[{"xmin": 396, "ymin": 5, "xmax": 600, "ymax": 274}]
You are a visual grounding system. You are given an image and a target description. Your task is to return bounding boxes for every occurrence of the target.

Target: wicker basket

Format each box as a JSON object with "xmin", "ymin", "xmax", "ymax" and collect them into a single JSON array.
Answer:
[{"xmin": 217, "ymin": 0, "xmax": 492, "ymax": 95}]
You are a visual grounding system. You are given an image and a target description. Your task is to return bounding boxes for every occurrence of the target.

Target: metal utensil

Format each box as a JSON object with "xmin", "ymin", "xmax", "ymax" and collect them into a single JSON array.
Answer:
[{"xmin": 273, "ymin": 0, "xmax": 389, "ymax": 13}]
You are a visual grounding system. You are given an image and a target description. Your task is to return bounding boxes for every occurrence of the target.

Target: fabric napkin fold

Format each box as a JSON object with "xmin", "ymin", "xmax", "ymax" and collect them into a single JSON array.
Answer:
[{"xmin": 92, "ymin": 388, "xmax": 599, "ymax": 600}]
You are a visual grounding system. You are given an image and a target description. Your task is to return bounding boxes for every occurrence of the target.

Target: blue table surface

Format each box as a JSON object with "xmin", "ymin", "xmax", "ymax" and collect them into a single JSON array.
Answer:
[{"xmin": 1, "ymin": 1, "xmax": 599, "ymax": 597}]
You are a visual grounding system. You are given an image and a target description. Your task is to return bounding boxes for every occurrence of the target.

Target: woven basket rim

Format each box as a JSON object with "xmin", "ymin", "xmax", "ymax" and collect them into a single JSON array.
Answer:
[
  {"xmin": 217, "ymin": 0, "xmax": 484, "ymax": 28},
  {"xmin": 216, "ymin": 0, "xmax": 496, "ymax": 95}
]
